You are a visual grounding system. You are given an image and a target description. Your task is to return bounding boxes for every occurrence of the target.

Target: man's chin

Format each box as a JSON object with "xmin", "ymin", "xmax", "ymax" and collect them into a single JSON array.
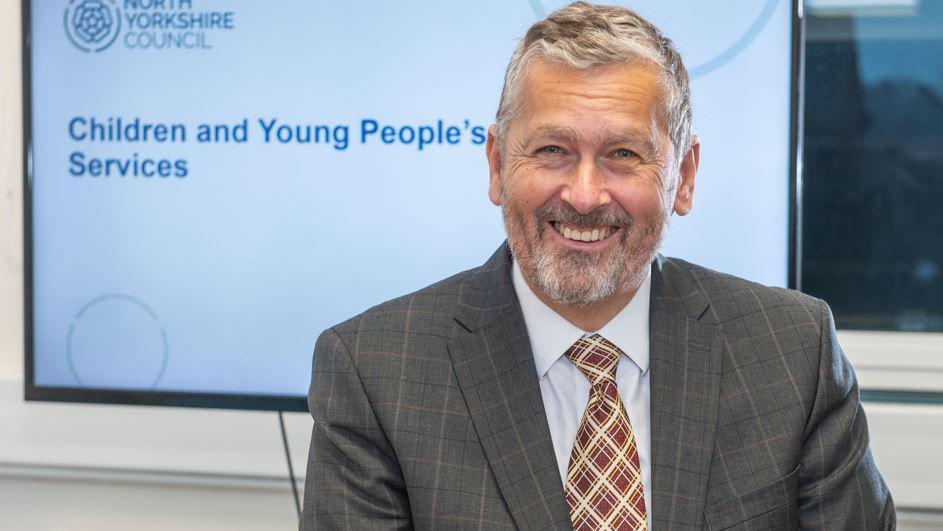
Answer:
[
  {"xmin": 531, "ymin": 262, "xmax": 621, "ymax": 305},
  {"xmin": 539, "ymin": 281, "xmax": 617, "ymax": 306},
  {"xmin": 543, "ymin": 248, "xmax": 620, "ymax": 276}
]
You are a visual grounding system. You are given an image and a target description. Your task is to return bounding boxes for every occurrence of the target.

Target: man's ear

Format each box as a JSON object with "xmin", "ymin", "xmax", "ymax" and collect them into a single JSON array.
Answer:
[
  {"xmin": 673, "ymin": 140, "xmax": 699, "ymax": 216},
  {"xmin": 486, "ymin": 125, "xmax": 503, "ymax": 206}
]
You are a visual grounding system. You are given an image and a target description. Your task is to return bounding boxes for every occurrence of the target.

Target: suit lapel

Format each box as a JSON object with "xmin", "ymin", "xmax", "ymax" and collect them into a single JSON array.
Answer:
[
  {"xmin": 649, "ymin": 256, "xmax": 723, "ymax": 529},
  {"xmin": 448, "ymin": 244, "xmax": 571, "ymax": 531}
]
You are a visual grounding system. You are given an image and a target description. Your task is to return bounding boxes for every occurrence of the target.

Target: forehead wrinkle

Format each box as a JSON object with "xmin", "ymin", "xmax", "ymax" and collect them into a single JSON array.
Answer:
[
  {"xmin": 520, "ymin": 77, "xmax": 658, "ymax": 120},
  {"xmin": 555, "ymin": 85, "xmax": 652, "ymax": 109}
]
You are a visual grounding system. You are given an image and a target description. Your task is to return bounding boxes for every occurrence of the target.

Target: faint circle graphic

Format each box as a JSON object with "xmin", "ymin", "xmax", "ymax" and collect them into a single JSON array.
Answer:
[
  {"xmin": 529, "ymin": 0, "xmax": 781, "ymax": 78},
  {"xmin": 67, "ymin": 294, "xmax": 168, "ymax": 389},
  {"xmin": 64, "ymin": 0, "xmax": 122, "ymax": 53}
]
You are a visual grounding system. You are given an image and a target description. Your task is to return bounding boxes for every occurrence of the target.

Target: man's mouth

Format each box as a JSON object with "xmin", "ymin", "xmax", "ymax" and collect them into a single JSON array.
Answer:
[{"xmin": 551, "ymin": 221, "xmax": 615, "ymax": 243}]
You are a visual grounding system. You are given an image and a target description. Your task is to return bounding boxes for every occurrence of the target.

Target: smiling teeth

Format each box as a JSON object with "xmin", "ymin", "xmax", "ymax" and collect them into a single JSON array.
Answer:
[{"xmin": 554, "ymin": 222, "xmax": 610, "ymax": 242}]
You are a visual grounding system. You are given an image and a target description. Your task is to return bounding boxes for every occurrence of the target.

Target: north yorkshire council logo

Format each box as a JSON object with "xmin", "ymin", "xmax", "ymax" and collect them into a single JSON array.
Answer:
[{"xmin": 64, "ymin": 0, "xmax": 121, "ymax": 53}]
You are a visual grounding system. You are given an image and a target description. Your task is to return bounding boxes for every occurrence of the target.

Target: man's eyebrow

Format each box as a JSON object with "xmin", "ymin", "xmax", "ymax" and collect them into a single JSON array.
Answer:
[
  {"xmin": 524, "ymin": 126, "xmax": 579, "ymax": 144},
  {"xmin": 601, "ymin": 132, "xmax": 657, "ymax": 154}
]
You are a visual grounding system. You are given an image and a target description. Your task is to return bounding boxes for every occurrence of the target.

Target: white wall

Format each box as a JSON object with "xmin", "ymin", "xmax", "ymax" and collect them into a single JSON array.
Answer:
[
  {"xmin": 1, "ymin": 4, "xmax": 311, "ymax": 529},
  {"xmin": 1, "ymin": 1, "xmax": 941, "ymax": 529},
  {"xmin": 1, "ymin": 0, "xmax": 24, "ymax": 381}
]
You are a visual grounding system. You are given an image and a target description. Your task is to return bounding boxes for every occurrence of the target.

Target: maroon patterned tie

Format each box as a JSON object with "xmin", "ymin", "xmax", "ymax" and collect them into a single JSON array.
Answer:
[{"xmin": 564, "ymin": 334, "xmax": 647, "ymax": 530}]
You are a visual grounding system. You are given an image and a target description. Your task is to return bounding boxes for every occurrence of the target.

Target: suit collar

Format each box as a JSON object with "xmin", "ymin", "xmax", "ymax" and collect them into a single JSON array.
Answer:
[
  {"xmin": 451, "ymin": 242, "xmax": 518, "ymax": 332},
  {"xmin": 652, "ymin": 254, "xmax": 712, "ymax": 322}
]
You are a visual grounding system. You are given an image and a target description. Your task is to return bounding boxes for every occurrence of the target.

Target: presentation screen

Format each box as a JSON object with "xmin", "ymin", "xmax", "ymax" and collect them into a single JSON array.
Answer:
[{"xmin": 25, "ymin": 0, "xmax": 797, "ymax": 410}]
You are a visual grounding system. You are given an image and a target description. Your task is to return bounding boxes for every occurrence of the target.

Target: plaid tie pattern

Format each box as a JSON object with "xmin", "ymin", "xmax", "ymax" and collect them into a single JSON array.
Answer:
[{"xmin": 564, "ymin": 334, "xmax": 647, "ymax": 531}]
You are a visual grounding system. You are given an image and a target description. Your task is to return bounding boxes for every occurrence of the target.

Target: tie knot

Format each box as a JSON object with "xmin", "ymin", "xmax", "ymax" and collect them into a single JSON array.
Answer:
[{"xmin": 564, "ymin": 334, "xmax": 622, "ymax": 384}]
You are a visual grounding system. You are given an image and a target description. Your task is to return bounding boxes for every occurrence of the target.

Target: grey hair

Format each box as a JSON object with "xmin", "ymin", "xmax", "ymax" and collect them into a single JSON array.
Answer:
[{"xmin": 495, "ymin": 1, "xmax": 694, "ymax": 160}]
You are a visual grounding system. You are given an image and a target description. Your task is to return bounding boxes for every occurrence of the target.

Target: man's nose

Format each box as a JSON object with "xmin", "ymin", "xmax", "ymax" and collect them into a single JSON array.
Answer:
[{"xmin": 560, "ymin": 159, "xmax": 611, "ymax": 214}]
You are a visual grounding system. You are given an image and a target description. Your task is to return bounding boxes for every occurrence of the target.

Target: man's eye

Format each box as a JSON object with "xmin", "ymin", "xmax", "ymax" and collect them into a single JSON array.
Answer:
[
  {"xmin": 536, "ymin": 145, "xmax": 563, "ymax": 155},
  {"xmin": 612, "ymin": 148, "xmax": 637, "ymax": 158}
]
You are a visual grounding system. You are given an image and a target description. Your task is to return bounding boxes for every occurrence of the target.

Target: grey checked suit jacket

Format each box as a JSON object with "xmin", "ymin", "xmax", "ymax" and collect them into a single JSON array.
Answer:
[{"xmin": 302, "ymin": 244, "xmax": 895, "ymax": 530}]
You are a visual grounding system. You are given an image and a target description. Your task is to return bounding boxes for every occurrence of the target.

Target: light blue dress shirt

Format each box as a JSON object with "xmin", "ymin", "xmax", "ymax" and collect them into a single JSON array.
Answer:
[{"xmin": 512, "ymin": 260, "xmax": 652, "ymax": 528}]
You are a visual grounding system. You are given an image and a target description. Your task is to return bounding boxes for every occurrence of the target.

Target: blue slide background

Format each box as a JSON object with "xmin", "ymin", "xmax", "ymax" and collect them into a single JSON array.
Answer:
[{"xmin": 30, "ymin": 0, "xmax": 792, "ymax": 396}]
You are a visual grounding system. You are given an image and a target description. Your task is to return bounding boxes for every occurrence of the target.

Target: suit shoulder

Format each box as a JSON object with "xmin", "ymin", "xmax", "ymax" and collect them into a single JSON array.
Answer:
[
  {"xmin": 664, "ymin": 259, "xmax": 832, "ymax": 405},
  {"xmin": 663, "ymin": 257, "xmax": 826, "ymax": 326}
]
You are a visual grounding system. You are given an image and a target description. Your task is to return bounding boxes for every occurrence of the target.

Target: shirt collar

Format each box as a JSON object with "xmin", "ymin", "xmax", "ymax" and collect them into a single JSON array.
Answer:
[{"xmin": 511, "ymin": 259, "xmax": 651, "ymax": 379}]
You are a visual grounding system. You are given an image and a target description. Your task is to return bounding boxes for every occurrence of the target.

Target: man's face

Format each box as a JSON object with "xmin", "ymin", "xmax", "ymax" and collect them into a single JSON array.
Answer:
[{"xmin": 486, "ymin": 59, "xmax": 697, "ymax": 305}]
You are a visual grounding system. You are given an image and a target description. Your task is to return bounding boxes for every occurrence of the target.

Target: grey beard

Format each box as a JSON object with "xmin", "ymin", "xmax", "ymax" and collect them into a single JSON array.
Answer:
[{"xmin": 531, "ymin": 249, "xmax": 622, "ymax": 305}]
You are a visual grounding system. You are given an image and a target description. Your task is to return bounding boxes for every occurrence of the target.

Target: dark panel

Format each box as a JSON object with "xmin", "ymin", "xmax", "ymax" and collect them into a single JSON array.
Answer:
[{"xmin": 801, "ymin": 3, "xmax": 943, "ymax": 331}]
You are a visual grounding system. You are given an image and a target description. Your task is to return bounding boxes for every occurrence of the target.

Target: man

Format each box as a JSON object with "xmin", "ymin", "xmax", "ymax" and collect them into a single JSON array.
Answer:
[{"xmin": 302, "ymin": 2, "xmax": 895, "ymax": 529}]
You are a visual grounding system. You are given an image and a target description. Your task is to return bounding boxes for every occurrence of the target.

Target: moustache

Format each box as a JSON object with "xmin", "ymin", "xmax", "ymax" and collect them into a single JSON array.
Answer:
[{"xmin": 534, "ymin": 200, "xmax": 633, "ymax": 231}]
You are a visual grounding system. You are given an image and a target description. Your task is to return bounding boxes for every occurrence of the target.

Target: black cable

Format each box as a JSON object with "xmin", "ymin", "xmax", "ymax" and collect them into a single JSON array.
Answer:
[{"xmin": 278, "ymin": 410, "xmax": 302, "ymax": 522}]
